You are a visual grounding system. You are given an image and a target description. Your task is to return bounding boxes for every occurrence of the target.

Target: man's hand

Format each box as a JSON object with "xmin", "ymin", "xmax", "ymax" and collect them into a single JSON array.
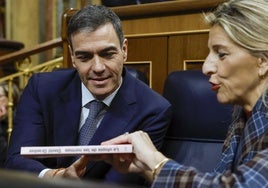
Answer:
[{"xmin": 44, "ymin": 155, "xmax": 90, "ymax": 179}]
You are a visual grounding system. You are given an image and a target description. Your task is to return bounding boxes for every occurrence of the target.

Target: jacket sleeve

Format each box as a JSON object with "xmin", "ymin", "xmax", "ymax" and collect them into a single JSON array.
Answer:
[
  {"xmin": 152, "ymin": 148, "xmax": 268, "ymax": 188},
  {"xmin": 5, "ymin": 74, "xmax": 49, "ymax": 173}
]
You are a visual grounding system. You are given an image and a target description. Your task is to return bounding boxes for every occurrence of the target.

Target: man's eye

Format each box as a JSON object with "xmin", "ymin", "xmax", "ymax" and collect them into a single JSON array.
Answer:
[
  {"xmin": 76, "ymin": 55, "xmax": 91, "ymax": 61},
  {"xmin": 101, "ymin": 52, "xmax": 116, "ymax": 58}
]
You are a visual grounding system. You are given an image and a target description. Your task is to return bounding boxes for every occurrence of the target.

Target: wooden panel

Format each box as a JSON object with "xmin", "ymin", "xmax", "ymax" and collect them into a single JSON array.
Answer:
[
  {"xmin": 121, "ymin": 13, "xmax": 209, "ymax": 35},
  {"xmin": 61, "ymin": 8, "xmax": 78, "ymax": 68},
  {"xmin": 168, "ymin": 32, "xmax": 209, "ymax": 73},
  {"xmin": 183, "ymin": 60, "xmax": 204, "ymax": 70},
  {"xmin": 112, "ymin": 0, "xmax": 226, "ymax": 35},
  {"xmin": 127, "ymin": 37, "xmax": 168, "ymax": 94},
  {"xmin": 112, "ymin": 0, "xmax": 226, "ymax": 18}
]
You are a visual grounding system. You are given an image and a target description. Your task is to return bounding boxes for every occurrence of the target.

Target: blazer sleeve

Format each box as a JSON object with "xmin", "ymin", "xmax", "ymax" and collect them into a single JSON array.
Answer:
[{"xmin": 5, "ymin": 74, "xmax": 49, "ymax": 172}]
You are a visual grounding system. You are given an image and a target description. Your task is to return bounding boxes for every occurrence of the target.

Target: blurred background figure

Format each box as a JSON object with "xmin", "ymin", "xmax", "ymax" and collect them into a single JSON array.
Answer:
[{"xmin": 0, "ymin": 82, "xmax": 20, "ymax": 167}]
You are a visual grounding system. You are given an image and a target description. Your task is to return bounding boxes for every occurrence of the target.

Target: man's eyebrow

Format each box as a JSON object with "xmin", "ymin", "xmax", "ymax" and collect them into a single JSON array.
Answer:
[
  {"xmin": 101, "ymin": 46, "xmax": 118, "ymax": 52},
  {"xmin": 74, "ymin": 46, "xmax": 119, "ymax": 56},
  {"xmin": 74, "ymin": 51, "xmax": 89, "ymax": 56}
]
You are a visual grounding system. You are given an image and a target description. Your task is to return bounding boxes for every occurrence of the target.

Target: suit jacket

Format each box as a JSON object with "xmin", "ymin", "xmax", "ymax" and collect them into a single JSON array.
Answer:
[{"xmin": 5, "ymin": 68, "xmax": 172, "ymax": 186}]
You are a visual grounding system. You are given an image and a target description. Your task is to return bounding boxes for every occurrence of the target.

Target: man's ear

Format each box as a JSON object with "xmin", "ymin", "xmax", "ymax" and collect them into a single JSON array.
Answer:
[
  {"xmin": 68, "ymin": 45, "xmax": 76, "ymax": 68},
  {"xmin": 122, "ymin": 39, "xmax": 128, "ymax": 62}
]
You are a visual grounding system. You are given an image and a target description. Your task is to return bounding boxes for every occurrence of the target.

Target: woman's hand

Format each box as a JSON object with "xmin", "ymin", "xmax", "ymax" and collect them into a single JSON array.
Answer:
[{"xmin": 101, "ymin": 131, "xmax": 167, "ymax": 180}]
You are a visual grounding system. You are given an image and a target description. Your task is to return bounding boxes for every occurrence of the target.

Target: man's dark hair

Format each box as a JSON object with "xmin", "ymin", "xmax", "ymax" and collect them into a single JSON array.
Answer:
[{"xmin": 67, "ymin": 5, "xmax": 124, "ymax": 48}]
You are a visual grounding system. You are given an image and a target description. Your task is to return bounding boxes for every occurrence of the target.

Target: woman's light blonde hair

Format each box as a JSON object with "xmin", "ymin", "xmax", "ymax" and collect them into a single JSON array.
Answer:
[
  {"xmin": 205, "ymin": 0, "xmax": 268, "ymax": 60},
  {"xmin": 205, "ymin": 0, "xmax": 268, "ymax": 106}
]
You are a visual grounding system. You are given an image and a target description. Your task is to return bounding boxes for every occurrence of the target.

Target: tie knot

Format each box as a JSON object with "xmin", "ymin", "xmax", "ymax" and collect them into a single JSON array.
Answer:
[
  {"xmin": 86, "ymin": 100, "xmax": 105, "ymax": 118},
  {"xmin": 78, "ymin": 100, "xmax": 106, "ymax": 145}
]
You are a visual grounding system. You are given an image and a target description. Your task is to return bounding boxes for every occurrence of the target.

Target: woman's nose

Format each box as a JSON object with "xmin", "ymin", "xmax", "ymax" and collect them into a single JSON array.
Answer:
[{"xmin": 202, "ymin": 55, "xmax": 216, "ymax": 76}]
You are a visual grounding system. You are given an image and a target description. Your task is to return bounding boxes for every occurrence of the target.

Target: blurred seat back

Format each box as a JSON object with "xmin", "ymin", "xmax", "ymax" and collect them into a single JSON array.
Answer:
[
  {"xmin": 161, "ymin": 70, "xmax": 233, "ymax": 172},
  {"xmin": 127, "ymin": 67, "xmax": 149, "ymax": 85}
]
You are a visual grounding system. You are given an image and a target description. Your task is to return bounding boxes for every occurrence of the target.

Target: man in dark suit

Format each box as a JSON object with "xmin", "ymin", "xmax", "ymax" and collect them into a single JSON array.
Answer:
[{"xmin": 5, "ymin": 5, "xmax": 172, "ymax": 186}]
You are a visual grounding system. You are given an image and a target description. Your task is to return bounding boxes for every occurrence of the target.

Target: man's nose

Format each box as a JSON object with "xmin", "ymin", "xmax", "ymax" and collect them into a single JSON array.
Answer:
[{"xmin": 92, "ymin": 56, "xmax": 105, "ymax": 71}]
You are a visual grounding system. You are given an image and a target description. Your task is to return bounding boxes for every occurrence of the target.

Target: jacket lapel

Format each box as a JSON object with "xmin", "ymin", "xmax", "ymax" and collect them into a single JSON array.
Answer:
[
  {"xmin": 84, "ymin": 68, "xmax": 138, "ymax": 174},
  {"xmin": 89, "ymin": 68, "xmax": 137, "ymax": 144}
]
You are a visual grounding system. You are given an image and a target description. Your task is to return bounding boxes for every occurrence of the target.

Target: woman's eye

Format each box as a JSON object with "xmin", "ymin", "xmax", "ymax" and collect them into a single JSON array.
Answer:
[{"xmin": 218, "ymin": 52, "xmax": 227, "ymax": 59}]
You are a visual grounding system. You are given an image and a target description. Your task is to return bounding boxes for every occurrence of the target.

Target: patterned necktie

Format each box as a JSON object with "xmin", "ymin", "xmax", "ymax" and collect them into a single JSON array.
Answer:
[{"xmin": 78, "ymin": 100, "xmax": 106, "ymax": 145}]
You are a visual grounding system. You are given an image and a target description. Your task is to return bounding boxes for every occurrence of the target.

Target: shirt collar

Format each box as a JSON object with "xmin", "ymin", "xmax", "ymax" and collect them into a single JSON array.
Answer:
[{"xmin": 81, "ymin": 77, "xmax": 122, "ymax": 107}]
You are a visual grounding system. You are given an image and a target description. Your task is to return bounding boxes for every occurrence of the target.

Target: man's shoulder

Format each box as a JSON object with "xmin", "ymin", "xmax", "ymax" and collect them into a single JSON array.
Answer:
[
  {"xmin": 29, "ymin": 68, "xmax": 78, "ymax": 84},
  {"xmin": 123, "ymin": 72, "xmax": 171, "ymax": 107},
  {"xmin": 34, "ymin": 68, "xmax": 76, "ymax": 78},
  {"xmin": 26, "ymin": 68, "xmax": 80, "ymax": 94}
]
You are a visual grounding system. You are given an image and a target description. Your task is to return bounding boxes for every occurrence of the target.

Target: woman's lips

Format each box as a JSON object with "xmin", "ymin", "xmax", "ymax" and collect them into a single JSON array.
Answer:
[{"xmin": 211, "ymin": 83, "xmax": 221, "ymax": 91}]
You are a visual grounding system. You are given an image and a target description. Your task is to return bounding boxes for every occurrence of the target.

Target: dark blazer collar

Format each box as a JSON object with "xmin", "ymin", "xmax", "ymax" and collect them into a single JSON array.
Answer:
[{"xmin": 55, "ymin": 67, "xmax": 138, "ymax": 146}]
